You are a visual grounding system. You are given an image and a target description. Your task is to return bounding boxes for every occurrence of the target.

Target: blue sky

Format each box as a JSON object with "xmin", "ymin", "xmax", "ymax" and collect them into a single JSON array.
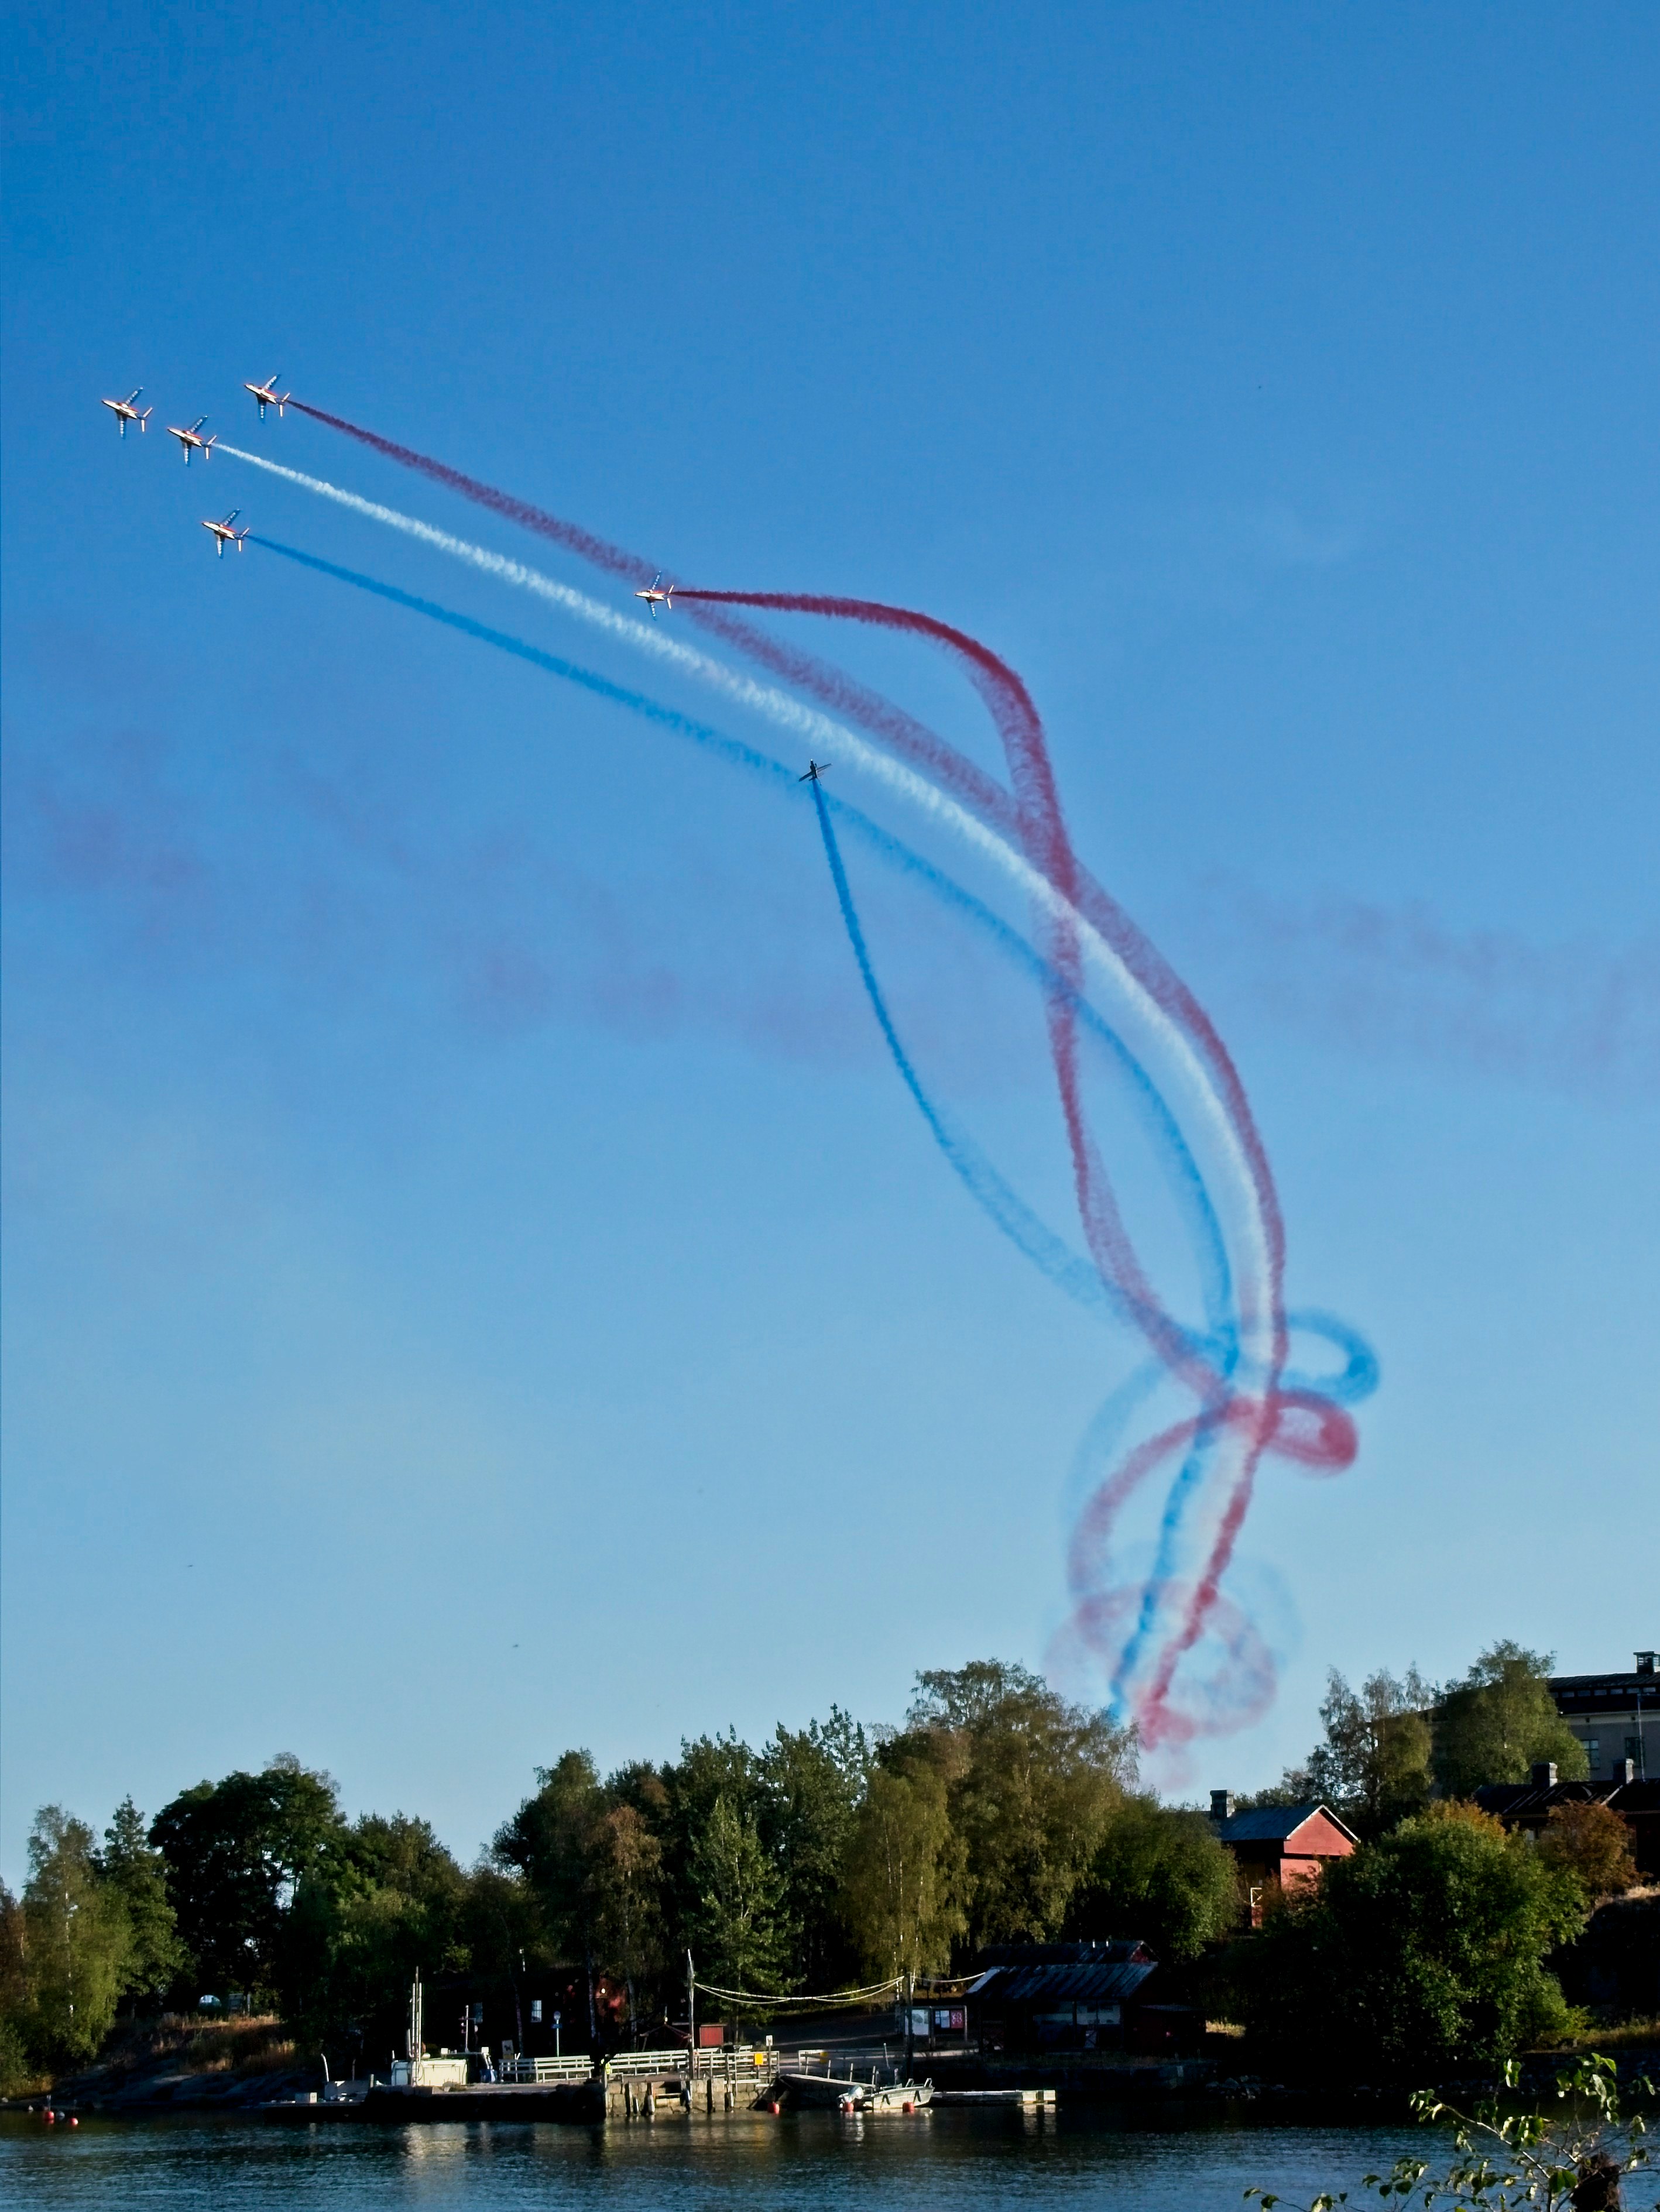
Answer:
[{"xmin": 3, "ymin": 1, "xmax": 1656, "ymax": 1881}]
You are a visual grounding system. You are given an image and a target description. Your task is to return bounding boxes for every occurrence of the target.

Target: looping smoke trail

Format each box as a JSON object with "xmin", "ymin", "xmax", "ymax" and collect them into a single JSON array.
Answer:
[
  {"xmin": 220, "ymin": 441, "xmax": 1232, "ymax": 1384},
  {"xmin": 269, "ymin": 414, "xmax": 1281, "ymax": 1367},
  {"xmin": 249, "ymin": 534, "xmax": 1233, "ymax": 1356},
  {"xmin": 236, "ymin": 413, "xmax": 1377, "ymax": 1758}
]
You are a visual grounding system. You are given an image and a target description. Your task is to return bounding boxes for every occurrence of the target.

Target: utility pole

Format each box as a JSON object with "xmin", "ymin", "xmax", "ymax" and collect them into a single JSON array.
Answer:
[
  {"xmin": 903, "ymin": 1968, "xmax": 914, "ymax": 2079},
  {"xmin": 687, "ymin": 1950, "xmax": 696, "ymax": 2060}
]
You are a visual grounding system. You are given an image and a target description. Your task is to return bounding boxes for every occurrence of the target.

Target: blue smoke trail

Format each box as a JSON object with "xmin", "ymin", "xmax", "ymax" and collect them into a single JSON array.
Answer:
[{"xmin": 253, "ymin": 535, "xmax": 1236, "ymax": 1359}]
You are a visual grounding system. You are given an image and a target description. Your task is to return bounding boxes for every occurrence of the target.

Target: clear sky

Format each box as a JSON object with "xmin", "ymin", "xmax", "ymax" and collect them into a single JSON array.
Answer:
[{"xmin": 3, "ymin": 1, "xmax": 1656, "ymax": 1884}]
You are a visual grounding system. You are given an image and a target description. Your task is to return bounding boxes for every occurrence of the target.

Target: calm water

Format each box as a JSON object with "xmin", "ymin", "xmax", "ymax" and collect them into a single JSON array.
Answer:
[{"xmin": 0, "ymin": 2107, "xmax": 1439, "ymax": 2211}]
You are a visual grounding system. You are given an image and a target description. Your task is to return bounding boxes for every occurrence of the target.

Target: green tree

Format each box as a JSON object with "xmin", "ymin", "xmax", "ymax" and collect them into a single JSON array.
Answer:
[
  {"xmin": 21, "ymin": 1808, "xmax": 133, "ymax": 2066},
  {"xmin": 841, "ymin": 1758, "xmax": 965, "ymax": 1983},
  {"xmin": 1294, "ymin": 1666, "xmax": 1435, "ymax": 1836},
  {"xmin": 0, "ymin": 1882, "xmax": 39, "ymax": 2095},
  {"xmin": 320, "ymin": 1814, "xmax": 471, "ymax": 2059},
  {"xmin": 494, "ymin": 1751, "xmax": 606, "ymax": 1962},
  {"xmin": 758, "ymin": 1709, "xmax": 870, "ymax": 1990},
  {"xmin": 1235, "ymin": 1802, "xmax": 1587, "ymax": 2075},
  {"xmin": 585, "ymin": 1804, "xmax": 664, "ymax": 2034},
  {"xmin": 904, "ymin": 1660, "xmax": 1133, "ymax": 1951},
  {"xmin": 458, "ymin": 1861, "xmax": 543, "ymax": 2052},
  {"xmin": 688, "ymin": 1795, "xmax": 789, "ymax": 1995},
  {"xmin": 100, "ymin": 1797, "xmax": 186, "ymax": 2009},
  {"xmin": 151, "ymin": 1754, "xmax": 349, "ymax": 2003},
  {"xmin": 1433, "ymin": 1644, "xmax": 1587, "ymax": 1798},
  {"xmin": 1070, "ymin": 1795, "xmax": 1240, "ymax": 1960}
]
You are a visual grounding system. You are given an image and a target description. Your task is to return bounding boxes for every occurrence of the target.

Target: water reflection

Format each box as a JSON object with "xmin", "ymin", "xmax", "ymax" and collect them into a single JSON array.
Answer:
[{"xmin": 0, "ymin": 2108, "xmax": 1436, "ymax": 2210}]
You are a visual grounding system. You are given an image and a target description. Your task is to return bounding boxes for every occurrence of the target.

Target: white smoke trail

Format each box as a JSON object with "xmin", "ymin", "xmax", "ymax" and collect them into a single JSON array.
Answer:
[{"xmin": 219, "ymin": 441, "xmax": 1275, "ymax": 1379}]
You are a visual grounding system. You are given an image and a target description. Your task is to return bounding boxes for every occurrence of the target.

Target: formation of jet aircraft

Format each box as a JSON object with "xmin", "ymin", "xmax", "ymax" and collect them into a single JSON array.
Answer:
[
  {"xmin": 634, "ymin": 572, "xmax": 676, "ymax": 617},
  {"xmin": 243, "ymin": 373, "xmax": 290, "ymax": 420},
  {"xmin": 107, "ymin": 383, "xmax": 712, "ymax": 653},
  {"xmin": 201, "ymin": 510, "xmax": 249, "ymax": 557},
  {"xmin": 102, "ymin": 388, "xmax": 152, "ymax": 437},
  {"xmin": 167, "ymin": 417, "xmax": 217, "ymax": 463}
]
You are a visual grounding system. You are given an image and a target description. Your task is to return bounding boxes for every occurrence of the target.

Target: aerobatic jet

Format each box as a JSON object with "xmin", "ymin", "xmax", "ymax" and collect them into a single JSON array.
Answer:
[
  {"xmin": 167, "ymin": 417, "xmax": 217, "ymax": 463},
  {"xmin": 243, "ymin": 373, "xmax": 290, "ymax": 420},
  {"xmin": 798, "ymin": 760, "xmax": 831, "ymax": 784},
  {"xmin": 634, "ymin": 572, "xmax": 675, "ymax": 617},
  {"xmin": 102, "ymin": 388, "xmax": 152, "ymax": 437},
  {"xmin": 201, "ymin": 510, "xmax": 249, "ymax": 557}
]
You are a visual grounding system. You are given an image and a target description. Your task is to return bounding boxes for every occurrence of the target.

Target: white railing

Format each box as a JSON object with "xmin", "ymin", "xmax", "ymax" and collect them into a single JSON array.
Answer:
[
  {"xmin": 605, "ymin": 2048, "xmax": 693, "ymax": 2079},
  {"xmin": 502, "ymin": 2055, "xmax": 596, "ymax": 2083}
]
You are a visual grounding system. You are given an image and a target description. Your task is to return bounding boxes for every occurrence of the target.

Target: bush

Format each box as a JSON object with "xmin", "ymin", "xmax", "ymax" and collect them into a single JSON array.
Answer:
[{"xmin": 1234, "ymin": 1802, "xmax": 1588, "ymax": 2076}]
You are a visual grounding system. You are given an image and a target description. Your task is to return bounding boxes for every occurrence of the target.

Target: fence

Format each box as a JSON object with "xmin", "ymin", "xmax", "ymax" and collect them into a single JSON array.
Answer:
[
  {"xmin": 501, "ymin": 2054, "xmax": 597, "ymax": 2084},
  {"xmin": 602, "ymin": 2045, "xmax": 781, "ymax": 2083}
]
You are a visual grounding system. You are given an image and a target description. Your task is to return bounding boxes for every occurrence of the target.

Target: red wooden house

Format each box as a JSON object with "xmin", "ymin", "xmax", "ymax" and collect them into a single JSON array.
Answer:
[{"xmin": 1209, "ymin": 1794, "xmax": 1358, "ymax": 1925}]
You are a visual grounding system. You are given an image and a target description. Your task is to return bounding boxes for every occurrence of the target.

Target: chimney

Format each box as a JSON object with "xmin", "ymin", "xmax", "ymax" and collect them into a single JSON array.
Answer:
[
  {"xmin": 1531, "ymin": 1761, "xmax": 1558, "ymax": 1788},
  {"xmin": 1637, "ymin": 1651, "xmax": 1657, "ymax": 1677},
  {"xmin": 1210, "ymin": 1790, "xmax": 1235, "ymax": 1823}
]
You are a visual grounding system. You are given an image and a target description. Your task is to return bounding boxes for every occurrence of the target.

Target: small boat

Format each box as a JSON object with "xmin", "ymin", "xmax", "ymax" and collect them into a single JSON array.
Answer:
[{"xmin": 837, "ymin": 2078, "xmax": 934, "ymax": 2115}]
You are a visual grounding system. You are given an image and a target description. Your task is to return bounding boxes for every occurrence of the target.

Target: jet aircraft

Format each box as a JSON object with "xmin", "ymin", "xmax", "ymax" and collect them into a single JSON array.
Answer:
[
  {"xmin": 167, "ymin": 417, "xmax": 217, "ymax": 463},
  {"xmin": 201, "ymin": 510, "xmax": 249, "ymax": 557},
  {"xmin": 798, "ymin": 760, "xmax": 831, "ymax": 783},
  {"xmin": 243, "ymin": 373, "xmax": 290, "ymax": 420},
  {"xmin": 634, "ymin": 572, "xmax": 675, "ymax": 617},
  {"xmin": 102, "ymin": 388, "xmax": 152, "ymax": 437}
]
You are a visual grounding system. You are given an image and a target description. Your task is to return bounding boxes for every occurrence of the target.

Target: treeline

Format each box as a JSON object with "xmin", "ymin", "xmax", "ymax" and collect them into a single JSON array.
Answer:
[
  {"xmin": 1251, "ymin": 1639, "xmax": 1592, "ymax": 1837},
  {"xmin": 0, "ymin": 1660, "xmax": 1236, "ymax": 2090},
  {"xmin": 0, "ymin": 1642, "xmax": 1625, "ymax": 2094}
]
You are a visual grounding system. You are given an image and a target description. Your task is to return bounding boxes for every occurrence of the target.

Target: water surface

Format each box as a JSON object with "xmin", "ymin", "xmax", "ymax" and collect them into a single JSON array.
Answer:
[{"xmin": 1, "ymin": 2106, "xmax": 1438, "ymax": 2211}]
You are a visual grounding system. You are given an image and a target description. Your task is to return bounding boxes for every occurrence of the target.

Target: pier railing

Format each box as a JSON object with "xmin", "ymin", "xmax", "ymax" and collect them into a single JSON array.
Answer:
[
  {"xmin": 501, "ymin": 2055, "xmax": 598, "ymax": 2084},
  {"xmin": 602, "ymin": 2045, "xmax": 781, "ymax": 2083}
]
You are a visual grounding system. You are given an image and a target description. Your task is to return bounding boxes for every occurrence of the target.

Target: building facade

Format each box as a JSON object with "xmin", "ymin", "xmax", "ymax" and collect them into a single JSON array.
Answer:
[{"xmin": 1548, "ymin": 1651, "xmax": 1658, "ymax": 1782}]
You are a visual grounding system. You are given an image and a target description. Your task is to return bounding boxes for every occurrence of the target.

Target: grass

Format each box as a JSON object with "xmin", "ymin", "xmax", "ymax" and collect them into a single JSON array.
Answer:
[{"xmin": 1552, "ymin": 2015, "xmax": 1660, "ymax": 2056}]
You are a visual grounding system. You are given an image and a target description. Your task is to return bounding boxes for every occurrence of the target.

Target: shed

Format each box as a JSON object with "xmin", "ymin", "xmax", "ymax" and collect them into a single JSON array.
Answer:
[{"xmin": 966, "ymin": 1940, "xmax": 1192, "ymax": 2056}]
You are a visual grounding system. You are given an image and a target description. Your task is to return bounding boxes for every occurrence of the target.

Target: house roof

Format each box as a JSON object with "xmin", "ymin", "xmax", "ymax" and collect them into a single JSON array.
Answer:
[
  {"xmin": 967, "ymin": 1959, "xmax": 1158, "ymax": 2005},
  {"xmin": 1214, "ymin": 1802, "xmax": 1359, "ymax": 1848},
  {"xmin": 1548, "ymin": 1668, "xmax": 1658, "ymax": 1706},
  {"xmin": 1476, "ymin": 1778, "xmax": 1660, "ymax": 1818},
  {"xmin": 976, "ymin": 1939, "xmax": 1151, "ymax": 1967}
]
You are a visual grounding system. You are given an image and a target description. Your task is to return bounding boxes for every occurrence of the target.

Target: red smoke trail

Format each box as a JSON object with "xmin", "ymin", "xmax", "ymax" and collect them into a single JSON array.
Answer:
[
  {"xmin": 289, "ymin": 401, "xmax": 652, "ymax": 587},
  {"xmin": 674, "ymin": 590, "xmax": 1287, "ymax": 1336},
  {"xmin": 286, "ymin": 403, "xmax": 1186, "ymax": 1373},
  {"xmin": 286, "ymin": 402, "xmax": 1316, "ymax": 1742}
]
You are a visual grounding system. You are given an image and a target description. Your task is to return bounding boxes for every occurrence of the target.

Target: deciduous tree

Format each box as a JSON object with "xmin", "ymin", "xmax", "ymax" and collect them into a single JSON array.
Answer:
[
  {"xmin": 1536, "ymin": 1799, "xmax": 1637, "ymax": 1903},
  {"xmin": 904, "ymin": 1660, "xmax": 1133, "ymax": 1950},
  {"xmin": 1071, "ymin": 1795, "xmax": 1240, "ymax": 1959},
  {"xmin": 758, "ymin": 1709, "xmax": 870, "ymax": 1990},
  {"xmin": 21, "ymin": 1808, "xmax": 133, "ymax": 2066},
  {"xmin": 1297, "ymin": 1667, "xmax": 1435, "ymax": 1835},
  {"xmin": 150, "ymin": 1754, "xmax": 349, "ymax": 2003},
  {"xmin": 841, "ymin": 1759, "xmax": 965, "ymax": 1983},
  {"xmin": 1433, "ymin": 1644, "xmax": 1586, "ymax": 1798}
]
